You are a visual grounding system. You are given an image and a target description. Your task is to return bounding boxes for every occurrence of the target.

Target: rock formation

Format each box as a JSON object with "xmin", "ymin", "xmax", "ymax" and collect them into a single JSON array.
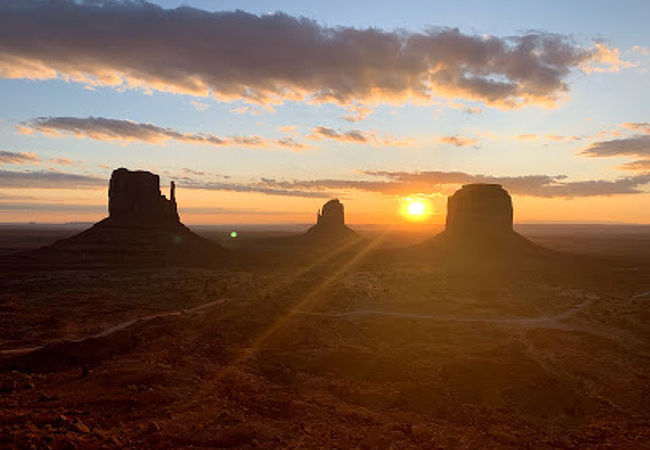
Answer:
[
  {"xmin": 422, "ymin": 184, "xmax": 542, "ymax": 258},
  {"xmin": 28, "ymin": 168, "xmax": 224, "ymax": 266},
  {"xmin": 107, "ymin": 168, "xmax": 179, "ymax": 226},
  {"xmin": 304, "ymin": 199, "xmax": 359, "ymax": 241},
  {"xmin": 445, "ymin": 184, "xmax": 513, "ymax": 237}
]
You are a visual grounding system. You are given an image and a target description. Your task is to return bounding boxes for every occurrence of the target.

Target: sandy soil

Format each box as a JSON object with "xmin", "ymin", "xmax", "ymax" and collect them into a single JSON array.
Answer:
[{"xmin": 0, "ymin": 231, "xmax": 649, "ymax": 448}]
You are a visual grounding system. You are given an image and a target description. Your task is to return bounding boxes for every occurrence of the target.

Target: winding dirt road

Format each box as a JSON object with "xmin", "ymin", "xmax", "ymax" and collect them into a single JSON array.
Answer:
[{"xmin": 0, "ymin": 297, "xmax": 231, "ymax": 357}]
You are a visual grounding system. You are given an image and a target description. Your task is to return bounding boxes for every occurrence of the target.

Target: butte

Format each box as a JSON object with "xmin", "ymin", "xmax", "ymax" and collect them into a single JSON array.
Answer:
[
  {"xmin": 421, "ymin": 184, "xmax": 545, "ymax": 259},
  {"xmin": 24, "ymin": 168, "xmax": 225, "ymax": 267},
  {"xmin": 304, "ymin": 199, "xmax": 360, "ymax": 243}
]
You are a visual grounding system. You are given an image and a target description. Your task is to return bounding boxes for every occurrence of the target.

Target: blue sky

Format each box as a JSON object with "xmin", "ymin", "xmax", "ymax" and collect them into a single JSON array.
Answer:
[{"xmin": 0, "ymin": 0, "xmax": 648, "ymax": 224}]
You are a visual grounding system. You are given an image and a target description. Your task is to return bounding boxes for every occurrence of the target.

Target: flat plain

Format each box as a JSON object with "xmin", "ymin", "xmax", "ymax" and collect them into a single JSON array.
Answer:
[{"xmin": 0, "ymin": 224, "xmax": 648, "ymax": 448}]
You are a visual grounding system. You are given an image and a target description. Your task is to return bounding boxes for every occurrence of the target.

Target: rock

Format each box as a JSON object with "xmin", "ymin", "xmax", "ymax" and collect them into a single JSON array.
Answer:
[
  {"xmin": 73, "ymin": 419, "xmax": 90, "ymax": 434},
  {"xmin": 22, "ymin": 167, "xmax": 226, "ymax": 267},
  {"xmin": 446, "ymin": 184, "xmax": 513, "ymax": 236},
  {"xmin": 304, "ymin": 199, "xmax": 359, "ymax": 241},
  {"xmin": 147, "ymin": 421, "xmax": 161, "ymax": 433},
  {"xmin": 317, "ymin": 199, "xmax": 345, "ymax": 227},
  {"xmin": 421, "ymin": 184, "xmax": 544, "ymax": 258},
  {"xmin": 108, "ymin": 168, "xmax": 179, "ymax": 226}
]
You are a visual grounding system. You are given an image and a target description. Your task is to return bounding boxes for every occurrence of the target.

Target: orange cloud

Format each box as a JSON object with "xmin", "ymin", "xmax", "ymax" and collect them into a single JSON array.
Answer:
[
  {"xmin": 582, "ymin": 43, "xmax": 639, "ymax": 73},
  {"xmin": 622, "ymin": 122, "xmax": 650, "ymax": 134},
  {"xmin": 618, "ymin": 159, "xmax": 650, "ymax": 171},
  {"xmin": 438, "ymin": 136, "xmax": 478, "ymax": 147}
]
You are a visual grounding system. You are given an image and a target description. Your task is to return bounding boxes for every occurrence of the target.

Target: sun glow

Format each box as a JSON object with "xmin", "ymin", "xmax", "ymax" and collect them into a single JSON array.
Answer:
[{"xmin": 400, "ymin": 197, "xmax": 430, "ymax": 221}]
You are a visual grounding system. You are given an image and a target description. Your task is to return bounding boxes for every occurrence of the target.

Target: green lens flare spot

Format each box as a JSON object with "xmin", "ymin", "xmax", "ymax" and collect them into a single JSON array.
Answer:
[
  {"xmin": 172, "ymin": 235, "xmax": 182, "ymax": 245},
  {"xmin": 230, "ymin": 231, "xmax": 238, "ymax": 238}
]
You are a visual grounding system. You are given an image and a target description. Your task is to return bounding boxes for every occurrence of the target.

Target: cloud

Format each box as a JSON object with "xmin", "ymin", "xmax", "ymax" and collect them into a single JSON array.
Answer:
[
  {"xmin": 49, "ymin": 157, "xmax": 79, "ymax": 166},
  {"xmin": 177, "ymin": 179, "xmax": 328, "ymax": 198},
  {"xmin": 0, "ymin": 202, "xmax": 105, "ymax": 213},
  {"xmin": 0, "ymin": 170, "xmax": 105, "ymax": 188},
  {"xmin": 17, "ymin": 116, "xmax": 305, "ymax": 149},
  {"xmin": 622, "ymin": 122, "xmax": 650, "ymax": 134},
  {"xmin": 254, "ymin": 170, "xmax": 650, "ymax": 198},
  {"xmin": 1, "ymin": 167, "xmax": 647, "ymax": 199},
  {"xmin": 581, "ymin": 42, "xmax": 638, "ymax": 73},
  {"xmin": 190, "ymin": 100, "xmax": 210, "ymax": 111},
  {"xmin": 342, "ymin": 105, "xmax": 373, "ymax": 122},
  {"xmin": 278, "ymin": 125, "xmax": 299, "ymax": 135},
  {"xmin": 438, "ymin": 136, "xmax": 478, "ymax": 147},
  {"xmin": 229, "ymin": 106, "xmax": 266, "ymax": 115},
  {"xmin": 0, "ymin": 0, "xmax": 616, "ymax": 109},
  {"xmin": 0, "ymin": 150, "xmax": 40, "ymax": 165},
  {"xmin": 462, "ymin": 106, "xmax": 482, "ymax": 115},
  {"xmin": 618, "ymin": 159, "xmax": 650, "ymax": 171},
  {"xmin": 581, "ymin": 134, "xmax": 650, "ymax": 158},
  {"xmin": 182, "ymin": 168, "xmax": 205, "ymax": 176},
  {"xmin": 308, "ymin": 126, "xmax": 411, "ymax": 146}
]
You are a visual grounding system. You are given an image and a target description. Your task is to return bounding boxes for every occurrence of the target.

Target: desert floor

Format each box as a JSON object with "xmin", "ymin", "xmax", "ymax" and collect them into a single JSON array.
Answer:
[{"xmin": 0, "ymin": 225, "xmax": 648, "ymax": 448}]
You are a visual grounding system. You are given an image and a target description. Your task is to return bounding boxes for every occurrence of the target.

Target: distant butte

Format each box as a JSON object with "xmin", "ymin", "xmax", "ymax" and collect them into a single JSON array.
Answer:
[
  {"xmin": 107, "ymin": 168, "xmax": 179, "ymax": 226},
  {"xmin": 446, "ymin": 184, "xmax": 513, "ymax": 236},
  {"xmin": 27, "ymin": 168, "xmax": 225, "ymax": 266},
  {"xmin": 304, "ymin": 199, "xmax": 359, "ymax": 241},
  {"xmin": 422, "ymin": 184, "xmax": 543, "ymax": 257}
]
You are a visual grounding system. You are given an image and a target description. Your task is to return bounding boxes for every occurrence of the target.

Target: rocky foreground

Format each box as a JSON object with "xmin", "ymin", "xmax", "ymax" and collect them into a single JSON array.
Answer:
[{"xmin": 1, "ymin": 248, "xmax": 648, "ymax": 448}]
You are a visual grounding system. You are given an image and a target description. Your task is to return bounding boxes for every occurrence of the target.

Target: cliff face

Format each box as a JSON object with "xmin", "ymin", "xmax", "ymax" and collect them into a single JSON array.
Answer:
[
  {"xmin": 305, "ymin": 199, "xmax": 358, "ymax": 240},
  {"xmin": 108, "ymin": 168, "xmax": 179, "ymax": 226},
  {"xmin": 446, "ymin": 184, "xmax": 513, "ymax": 236}
]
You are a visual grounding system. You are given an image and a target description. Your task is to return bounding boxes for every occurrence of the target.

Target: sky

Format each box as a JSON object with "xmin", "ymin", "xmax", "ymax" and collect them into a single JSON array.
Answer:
[{"xmin": 0, "ymin": 0, "xmax": 649, "ymax": 225}]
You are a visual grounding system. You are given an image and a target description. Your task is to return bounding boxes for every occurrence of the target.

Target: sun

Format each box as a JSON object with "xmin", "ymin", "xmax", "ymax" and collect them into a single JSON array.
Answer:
[
  {"xmin": 407, "ymin": 200, "xmax": 426, "ymax": 216},
  {"xmin": 400, "ymin": 197, "xmax": 430, "ymax": 221}
]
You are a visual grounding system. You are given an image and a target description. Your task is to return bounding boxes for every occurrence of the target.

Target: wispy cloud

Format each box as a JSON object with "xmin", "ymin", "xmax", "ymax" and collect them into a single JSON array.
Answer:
[
  {"xmin": 190, "ymin": 100, "xmax": 210, "ymax": 112},
  {"xmin": 17, "ymin": 116, "xmax": 306, "ymax": 149},
  {"xmin": 0, "ymin": 170, "xmax": 105, "ymax": 189},
  {"xmin": 308, "ymin": 126, "xmax": 411, "ymax": 146},
  {"xmin": 1, "ymin": 168, "xmax": 647, "ymax": 199},
  {"xmin": 438, "ymin": 136, "xmax": 478, "ymax": 147},
  {"xmin": 581, "ymin": 134, "xmax": 650, "ymax": 158},
  {"xmin": 342, "ymin": 104, "xmax": 373, "ymax": 122},
  {"xmin": 253, "ymin": 171, "xmax": 650, "ymax": 198},
  {"xmin": 49, "ymin": 157, "xmax": 81, "ymax": 167},
  {"xmin": 618, "ymin": 160, "xmax": 650, "ymax": 171},
  {"xmin": 0, "ymin": 150, "xmax": 40, "ymax": 165},
  {"xmin": 622, "ymin": 122, "xmax": 650, "ymax": 134},
  {"xmin": 0, "ymin": 1, "xmax": 622, "ymax": 109}
]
